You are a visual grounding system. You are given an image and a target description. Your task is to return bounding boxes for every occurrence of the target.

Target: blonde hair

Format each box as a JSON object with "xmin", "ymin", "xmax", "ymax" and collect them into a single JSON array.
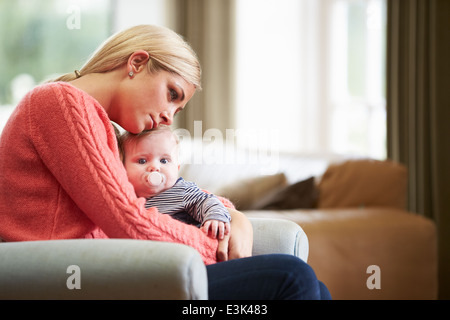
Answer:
[{"xmin": 52, "ymin": 24, "xmax": 202, "ymax": 89}]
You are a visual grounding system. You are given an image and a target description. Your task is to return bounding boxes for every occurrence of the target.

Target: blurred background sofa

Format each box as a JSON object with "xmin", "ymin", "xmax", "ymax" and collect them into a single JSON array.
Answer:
[{"xmin": 179, "ymin": 139, "xmax": 438, "ymax": 300}]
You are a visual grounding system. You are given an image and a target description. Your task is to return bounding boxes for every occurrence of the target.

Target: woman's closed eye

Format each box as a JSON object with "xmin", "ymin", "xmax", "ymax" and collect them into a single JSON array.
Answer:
[
  {"xmin": 169, "ymin": 85, "xmax": 185, "ymax": 102},
  {"xmin": 169, "ymin": 89, "xmax": 178, "ymax": 101}
]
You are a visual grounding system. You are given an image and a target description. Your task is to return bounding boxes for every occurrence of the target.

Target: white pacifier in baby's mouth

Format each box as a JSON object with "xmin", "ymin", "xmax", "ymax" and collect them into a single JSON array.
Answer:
[{"xmin": 147, "ymin": 171, "xmax": 163, "ymax": 186}]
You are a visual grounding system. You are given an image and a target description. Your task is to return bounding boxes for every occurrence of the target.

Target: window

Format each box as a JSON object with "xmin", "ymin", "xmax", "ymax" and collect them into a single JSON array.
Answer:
[
  {"xmin": 234, "ymin": 0, "xmax": 387, "ymax": 159},
  {"xmin": 0, "ymin": 0, "xmax": 112, "ymax": 130},
  {"xmin": 1, "ymin": 0, "xmax": 387, "ymax": 161},
  {"xmin": 0, "ymin": 0, "xmax": 167, "ymax": 132}
]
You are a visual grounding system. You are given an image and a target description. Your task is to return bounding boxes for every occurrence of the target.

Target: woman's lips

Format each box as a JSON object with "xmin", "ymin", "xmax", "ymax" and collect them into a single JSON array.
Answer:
[
  {"xmin": 150, "ymin": 115, "xmax": 159, "ymax": 129},
  {"xmin": 145, "ymin": 116, "xmax": 156, "ymax": 130}
]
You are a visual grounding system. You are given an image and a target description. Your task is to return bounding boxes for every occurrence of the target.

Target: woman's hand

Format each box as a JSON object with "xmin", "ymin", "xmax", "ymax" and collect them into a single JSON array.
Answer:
[{"xmin": 216, "ymin": 208, "xmax": 253, "ymax": 262}]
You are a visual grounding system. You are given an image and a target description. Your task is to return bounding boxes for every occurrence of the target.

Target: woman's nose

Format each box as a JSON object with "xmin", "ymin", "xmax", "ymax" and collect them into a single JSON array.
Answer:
[{"xmin": 160, "ymin": 111, "xmax": 173, "ymax": 126}]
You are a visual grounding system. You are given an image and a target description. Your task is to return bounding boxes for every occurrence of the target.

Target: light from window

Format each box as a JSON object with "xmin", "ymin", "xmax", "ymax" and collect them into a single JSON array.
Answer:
[
  {"xmin": 0, "ymin": 0, "xmax": 111, "ymax": 131},
  {"xmin": 234, "ymin": 0, "xmax": 386, "ymax": 159}
]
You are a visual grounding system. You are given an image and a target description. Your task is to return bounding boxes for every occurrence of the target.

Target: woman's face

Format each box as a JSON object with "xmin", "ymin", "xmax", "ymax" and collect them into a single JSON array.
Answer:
[{"xmin": 110, "ymin": 69, "xmax": 196, "ymax": 134}]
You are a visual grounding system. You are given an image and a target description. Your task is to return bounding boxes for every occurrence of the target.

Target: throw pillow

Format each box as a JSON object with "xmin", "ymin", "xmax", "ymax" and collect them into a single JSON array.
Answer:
[
  {"xmin": 317, "ymin": 158, "xmax": 408, "ymax": 209},
  {"xmin": 251, "ymin": 176, "xmax": 319, "ymax": 210},
  {"xmin": 215, "ymin": 173, "xmax": 288, "ymax": 210}
]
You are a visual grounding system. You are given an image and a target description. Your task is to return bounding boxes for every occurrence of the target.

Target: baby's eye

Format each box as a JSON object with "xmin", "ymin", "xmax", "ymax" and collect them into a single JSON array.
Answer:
[
  {"xmin": 160, "ymin": 158, "xmax": 169, "ymax": 164},
  {"xmin": 138, "ymin": 158, "xmax": 147, "ymax": 164}
]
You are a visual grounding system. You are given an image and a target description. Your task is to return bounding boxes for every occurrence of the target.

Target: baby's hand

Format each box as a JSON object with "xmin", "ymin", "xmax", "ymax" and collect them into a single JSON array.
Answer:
[{"xmin": 201, "ymin": 220, "xmax": 231, "ymax": 240}]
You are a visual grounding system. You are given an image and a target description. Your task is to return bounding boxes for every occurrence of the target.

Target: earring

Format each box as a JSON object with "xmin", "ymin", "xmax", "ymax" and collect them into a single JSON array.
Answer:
[{"xmin": 128, "ymin": 71, "xmax": 134, "ymax": 78}]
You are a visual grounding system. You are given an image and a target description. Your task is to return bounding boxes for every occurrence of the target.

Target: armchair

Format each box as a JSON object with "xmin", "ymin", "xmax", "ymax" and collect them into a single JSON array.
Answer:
[{"xmin": 0, "ymin": 218, "xmax": 308, "ymax": 299}]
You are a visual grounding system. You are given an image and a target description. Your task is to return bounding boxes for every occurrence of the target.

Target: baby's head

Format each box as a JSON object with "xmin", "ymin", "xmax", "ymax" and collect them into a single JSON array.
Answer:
[{"xmin": 119, "ymin": 125, "xmax": 180, "ymax": 198}]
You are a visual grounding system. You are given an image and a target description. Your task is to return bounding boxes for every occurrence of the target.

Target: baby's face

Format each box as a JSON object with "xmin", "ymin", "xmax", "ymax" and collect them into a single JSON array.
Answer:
[{"xmin": 123, "ymin": 130, "xmax": 180, "ymax": 198}]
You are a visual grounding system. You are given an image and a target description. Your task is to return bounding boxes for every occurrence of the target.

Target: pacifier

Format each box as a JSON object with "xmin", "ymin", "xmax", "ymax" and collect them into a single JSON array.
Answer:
[{"xmin": 147, "ymin": 171, "xmax": 163, "ymax": 186}]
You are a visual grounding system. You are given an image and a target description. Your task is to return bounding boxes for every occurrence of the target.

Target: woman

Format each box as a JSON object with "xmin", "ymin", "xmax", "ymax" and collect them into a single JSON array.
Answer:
[{"xmin": 0, "ymin": 25, "xmax": 330, "ymax": 299}]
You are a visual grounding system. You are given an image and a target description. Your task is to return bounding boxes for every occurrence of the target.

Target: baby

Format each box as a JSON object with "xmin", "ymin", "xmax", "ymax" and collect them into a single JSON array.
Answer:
[{"xmin": 118, "ymin": 125, "xmax": 231, "ymax": 239}]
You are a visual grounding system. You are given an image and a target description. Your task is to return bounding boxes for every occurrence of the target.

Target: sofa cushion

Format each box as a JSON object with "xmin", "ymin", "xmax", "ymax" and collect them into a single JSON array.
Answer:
[
  {"xmin": 251, "ymin": 177, "xmax": 319, "ymax": 210},
  {"xmin": 215, "ymin": 173, "xmax": 287, "ymax": 210},
  {"xmin": 317, "ymin": 159, "xmax": 407, "ymax": 209},
  {"xmin": 243, "ymin": 208, "xmax": 437, "ymax": 300}
]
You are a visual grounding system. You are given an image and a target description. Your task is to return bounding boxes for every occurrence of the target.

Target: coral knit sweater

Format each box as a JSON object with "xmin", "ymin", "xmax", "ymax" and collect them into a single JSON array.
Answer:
[{"xmin": 0, "ymin": 82, "xmax": 227, "ymax": 265}]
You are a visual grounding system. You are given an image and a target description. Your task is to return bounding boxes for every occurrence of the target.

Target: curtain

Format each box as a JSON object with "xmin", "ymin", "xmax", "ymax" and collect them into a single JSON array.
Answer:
[
  {"xmin": 387, "ymin": 0, "xmax": 450, "ymax": 299},
  {"xmin": 166, "ymin": 0, "xmax": 235, "ymax": 135}
]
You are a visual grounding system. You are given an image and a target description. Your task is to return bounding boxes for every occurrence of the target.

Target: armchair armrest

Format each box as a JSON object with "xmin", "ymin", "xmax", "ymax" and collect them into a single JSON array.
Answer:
[
  {"xmin": 0, "ymin": 239, "xmax": 207, "ymax": 300},
  {"xmin": 0, "ymin": 218, "xmax": 308, "ymax": 300},
  {"xmin": 249, "ymin": 217, "xmax": 309, "ymax": 262}
]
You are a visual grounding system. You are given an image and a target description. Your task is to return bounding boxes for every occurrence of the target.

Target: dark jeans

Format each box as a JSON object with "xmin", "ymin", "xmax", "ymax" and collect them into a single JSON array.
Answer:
[{"xmin": 206, "ymin": 254, "xmax": 331, "ymax": 300}]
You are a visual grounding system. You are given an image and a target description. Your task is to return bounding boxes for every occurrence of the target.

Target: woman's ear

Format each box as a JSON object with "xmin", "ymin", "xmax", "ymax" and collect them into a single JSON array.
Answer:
[{"xmin": 127, "ymin": 50, "xmax": 150, "ymax": 75}]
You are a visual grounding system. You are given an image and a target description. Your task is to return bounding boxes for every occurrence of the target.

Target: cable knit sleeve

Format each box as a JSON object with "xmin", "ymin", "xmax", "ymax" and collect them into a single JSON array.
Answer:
[{"xmin": 28, "ymin": 82, "xmax": 219, "ymax": 264}]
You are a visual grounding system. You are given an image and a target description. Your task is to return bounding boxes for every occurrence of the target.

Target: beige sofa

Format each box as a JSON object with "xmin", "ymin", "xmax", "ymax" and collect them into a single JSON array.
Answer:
[{"xmin": 179, "ymin": 143, "xmax": 438, "ymax": 300}]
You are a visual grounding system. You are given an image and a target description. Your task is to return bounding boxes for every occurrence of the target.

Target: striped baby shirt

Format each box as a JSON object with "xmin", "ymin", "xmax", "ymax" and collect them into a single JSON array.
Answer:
[{"xmin": 144, "ymin": 177, "xmax": 231, "ymax": 226}]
